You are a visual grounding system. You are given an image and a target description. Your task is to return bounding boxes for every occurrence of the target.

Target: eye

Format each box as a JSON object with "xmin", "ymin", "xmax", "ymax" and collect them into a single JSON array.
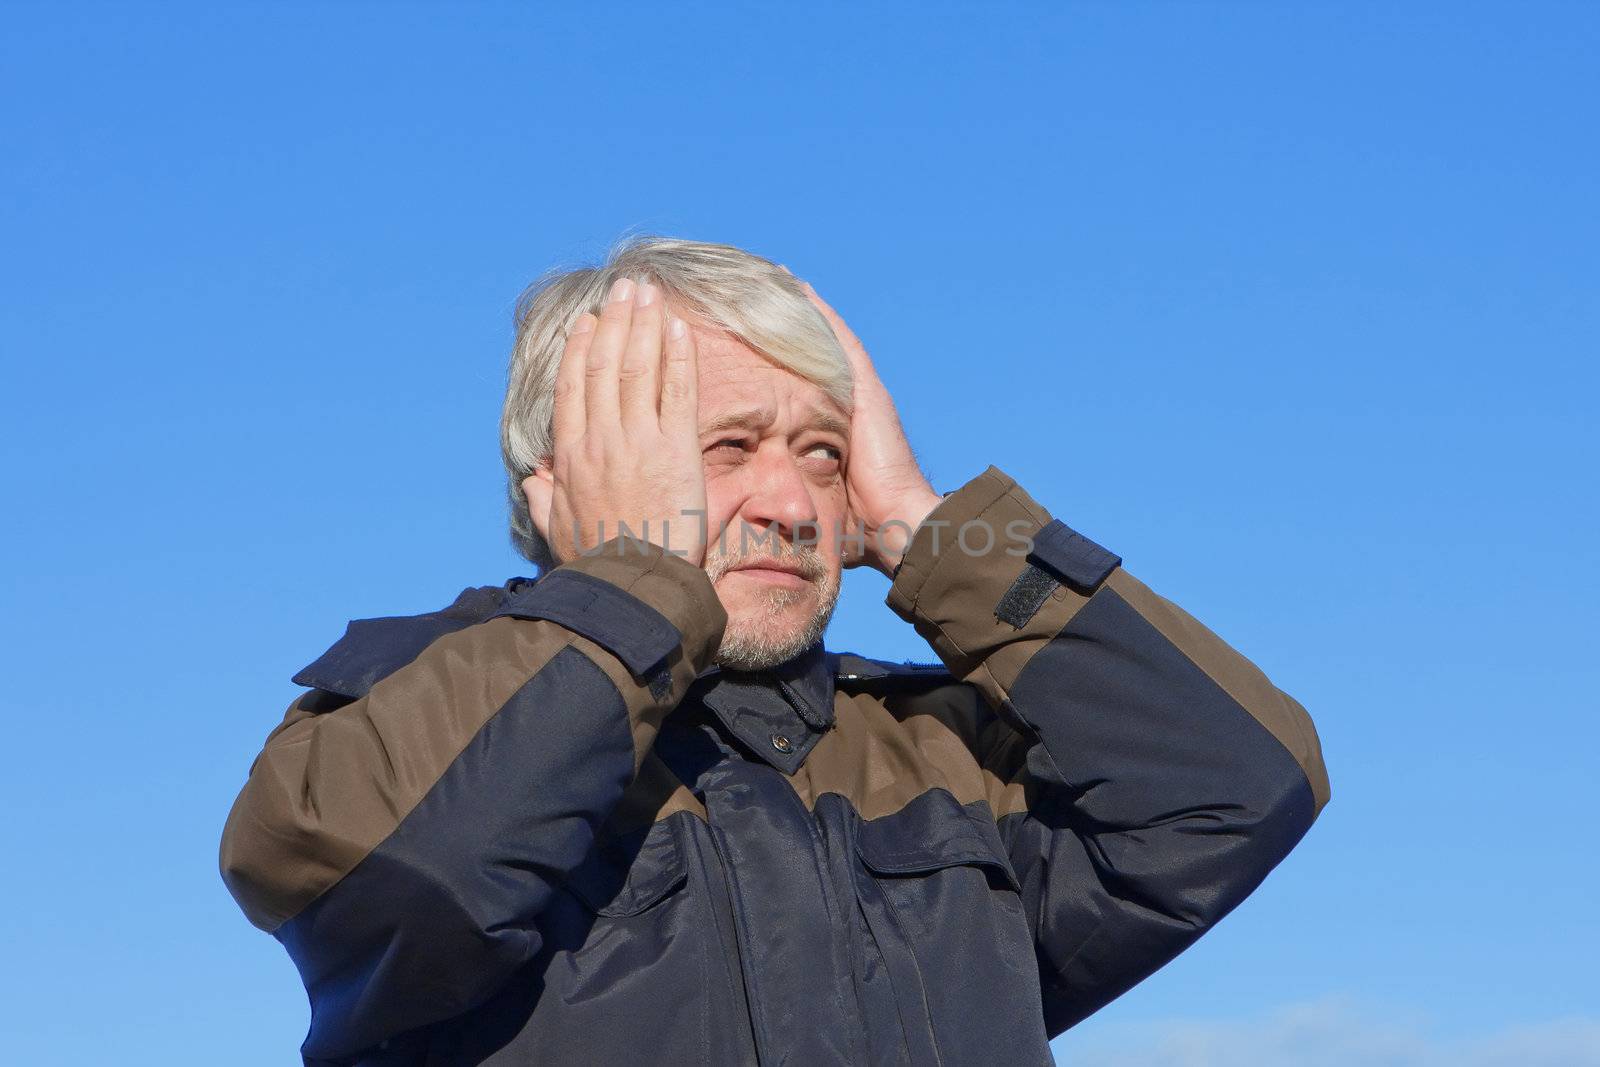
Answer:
[
  {"xmin": 707, "ymin": 436, "xmax": 748, "ymax": 454},
  {"xmin": 803, "ymin": 444, "xmax": 843, "ymax": 463}
]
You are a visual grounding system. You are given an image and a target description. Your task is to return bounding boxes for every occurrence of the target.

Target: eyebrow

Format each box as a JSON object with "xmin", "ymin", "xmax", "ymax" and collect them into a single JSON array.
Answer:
[{"xmin": 701, "ymin": 406, "xmax": 850, "ymax": 440}]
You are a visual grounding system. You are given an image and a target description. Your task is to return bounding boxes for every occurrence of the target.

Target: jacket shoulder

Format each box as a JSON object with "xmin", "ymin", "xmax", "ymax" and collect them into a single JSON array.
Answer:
[{"xmin": 290, "ymin": 579, "xmax": 531, "ymax": 702}]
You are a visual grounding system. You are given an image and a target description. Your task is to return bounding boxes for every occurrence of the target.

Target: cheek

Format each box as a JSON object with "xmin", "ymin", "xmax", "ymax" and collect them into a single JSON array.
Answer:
[
  {"xmin": 787, "ymin": 500, "xmax": 848, "ymax": 580},
  {"xmin": 700, "ymin": 473, "xmax": 742, "ymax": 541},
  {"xmin": 812, "ymin": 490, "xmax": 850, "ymax": 551}
]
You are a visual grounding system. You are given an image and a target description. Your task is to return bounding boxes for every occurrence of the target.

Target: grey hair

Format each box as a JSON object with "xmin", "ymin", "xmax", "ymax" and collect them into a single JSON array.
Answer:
[{"xmin": 500, "ymin": 235, "xmax": 853, "ymax": 570}]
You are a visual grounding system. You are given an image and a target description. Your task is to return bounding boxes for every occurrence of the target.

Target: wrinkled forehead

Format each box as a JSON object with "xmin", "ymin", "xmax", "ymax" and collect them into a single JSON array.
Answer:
[{"xmin": 692, "ymin": 326, "xmax": 850, "ymax": 436}]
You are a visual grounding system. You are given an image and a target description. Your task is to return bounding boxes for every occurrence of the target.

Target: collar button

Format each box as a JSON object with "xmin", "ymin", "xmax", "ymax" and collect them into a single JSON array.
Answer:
[{"xmin": 770, "ymin": 733, "xmax": 794, "ymax": 754}]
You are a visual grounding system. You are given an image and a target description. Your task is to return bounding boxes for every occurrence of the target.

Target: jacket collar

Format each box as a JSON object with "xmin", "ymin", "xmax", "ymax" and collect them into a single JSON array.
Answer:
[
  {"xmin": 687, "ymin": 640, "xmax": 836, "ymax": 776},
  {"xmin": 290, "ymin": 581, "xmax": 515, "ymax": 700}
]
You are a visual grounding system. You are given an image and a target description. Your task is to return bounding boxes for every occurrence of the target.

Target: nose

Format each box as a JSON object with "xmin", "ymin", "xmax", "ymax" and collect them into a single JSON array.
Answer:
[{"xmin": 733, "ymin": 445, "xmax": 819, "ymax": 550}]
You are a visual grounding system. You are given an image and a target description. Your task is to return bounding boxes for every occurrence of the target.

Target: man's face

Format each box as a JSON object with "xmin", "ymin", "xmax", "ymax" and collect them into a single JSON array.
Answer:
[{"xmin": 687, "ymin": 318, "xmax": 850, "ymax": 671}]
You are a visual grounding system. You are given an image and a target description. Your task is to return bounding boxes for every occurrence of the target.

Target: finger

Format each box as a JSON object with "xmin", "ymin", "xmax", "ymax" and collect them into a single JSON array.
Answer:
[
  {"xmin": 659, "ymin": 311, "xmax": 699, "ymax": 438},
  {"xmin": 552, "ymin": 312, "xmax": 595, "ymax": 447},
  {"xmin": 586, "ymin": 276, "xmax": 637, "ymax": 431},
  {"xmin": 800, "ymin": 281, "xmax": 881, "ymax": 386},
  {"xmin": 800, "ymin": 282, "xmax": 863, "ymax": 352},
  {"xmin": 619, "ymin": 279, "xmax": 663, "ymax": 429}
]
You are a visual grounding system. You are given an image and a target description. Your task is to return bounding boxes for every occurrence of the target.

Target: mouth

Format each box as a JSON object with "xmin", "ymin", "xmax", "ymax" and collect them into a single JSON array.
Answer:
[{"xmin": 724, "ymin": 560, "xmax": 815, "ymax": 589}]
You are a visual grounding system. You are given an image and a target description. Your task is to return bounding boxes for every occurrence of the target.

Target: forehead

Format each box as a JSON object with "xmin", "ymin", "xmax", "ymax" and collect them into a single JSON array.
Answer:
[{"xmin": 690, "ymin": 324, "xmax": 849, "ymax": 433}]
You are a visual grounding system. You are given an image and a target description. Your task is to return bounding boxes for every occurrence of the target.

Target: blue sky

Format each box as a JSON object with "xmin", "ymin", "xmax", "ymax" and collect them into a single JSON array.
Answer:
[{"xmin": 3, "ymin": 3, "xmax": 1596, "ymax": 1063}]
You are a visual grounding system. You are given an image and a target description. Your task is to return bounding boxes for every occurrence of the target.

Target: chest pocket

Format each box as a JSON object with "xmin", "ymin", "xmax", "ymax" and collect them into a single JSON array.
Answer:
[
  {"xmin": 563, "ymin": 815, "xmax": 688, "ymax": 917},
  {"xmin": 855, "ymin": 787, "xmax": 1021, "ymax": 895},
  {"xmin": 851, "ymin": 788, "xmax": 1048, "ymax": 1064}
]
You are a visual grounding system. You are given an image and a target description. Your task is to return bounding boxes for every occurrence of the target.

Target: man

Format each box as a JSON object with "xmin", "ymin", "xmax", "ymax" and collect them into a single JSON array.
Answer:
[{"xmin": 220, "ymin": 237, "xmax": 1330, "ymax": 1066}]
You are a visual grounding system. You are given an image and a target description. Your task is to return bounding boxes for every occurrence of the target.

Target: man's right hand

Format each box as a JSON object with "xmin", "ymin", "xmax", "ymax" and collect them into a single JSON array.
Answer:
[{"xmin": 523, "ymin": 276, "xmax": 708, "ymax": 566}]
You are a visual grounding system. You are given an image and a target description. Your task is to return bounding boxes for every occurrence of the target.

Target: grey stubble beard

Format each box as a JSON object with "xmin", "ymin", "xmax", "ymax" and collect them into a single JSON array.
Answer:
[{"xmin": 704, "ymin": 541, "xmax": 841, "ymax": 671}]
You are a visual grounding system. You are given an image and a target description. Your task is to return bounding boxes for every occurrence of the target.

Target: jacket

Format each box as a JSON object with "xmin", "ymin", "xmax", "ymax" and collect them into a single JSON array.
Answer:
[{"xmin": 219, "ymin": 466, "xmax": 1330, "ymax": 1066}]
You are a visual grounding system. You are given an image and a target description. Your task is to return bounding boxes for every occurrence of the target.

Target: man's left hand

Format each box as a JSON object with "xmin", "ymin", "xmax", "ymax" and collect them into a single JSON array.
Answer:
[{"xmin": 799, "ymin": 280, "xmax": 943, "ymax": 577}]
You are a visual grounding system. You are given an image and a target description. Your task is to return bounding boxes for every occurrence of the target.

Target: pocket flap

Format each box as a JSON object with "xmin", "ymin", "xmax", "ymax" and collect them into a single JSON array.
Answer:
[
  {"xmin": 854, "ymin": 788, "xmax": 1021, "ymax": 893},
  {"xmin": 564, "ymin": 818, "xmax": 688, "ymax": 917}
]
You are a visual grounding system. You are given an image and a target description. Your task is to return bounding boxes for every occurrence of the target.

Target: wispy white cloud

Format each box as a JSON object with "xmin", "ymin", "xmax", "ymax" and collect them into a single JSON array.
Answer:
[{"xmin": 1051, "ymin": 996, "xmax": 1600, "ymax": 1067}]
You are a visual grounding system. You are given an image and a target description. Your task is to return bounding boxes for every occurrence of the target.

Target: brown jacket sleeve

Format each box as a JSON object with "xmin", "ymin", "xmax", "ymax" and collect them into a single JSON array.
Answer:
[
  {"xmin": 219, "ymin": 542, "xmax": 725, "ymax": 1061},
  {"xmin": 887, "ymin": 465, "xmax": 1329, "ymax": 1035}
]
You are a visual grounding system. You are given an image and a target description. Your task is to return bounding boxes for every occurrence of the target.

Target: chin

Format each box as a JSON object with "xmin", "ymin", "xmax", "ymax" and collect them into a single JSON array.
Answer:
[{"xmin": 713, "ymin": 585, "xmax": 836, "ymax": 672}]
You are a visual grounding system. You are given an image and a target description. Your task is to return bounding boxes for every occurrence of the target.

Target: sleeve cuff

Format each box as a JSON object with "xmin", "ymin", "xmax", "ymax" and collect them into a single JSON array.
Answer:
[
  {"xmin": 887, "ymin": 466, "xmax": 1026, "ymax": 621},
  {"xmin": 886, "ymin": 466, "xmax": 1121, "ymax": 675}
]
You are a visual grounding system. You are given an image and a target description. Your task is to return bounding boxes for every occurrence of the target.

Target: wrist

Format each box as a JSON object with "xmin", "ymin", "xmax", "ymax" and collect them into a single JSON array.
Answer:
[{"xmin": 871, "ymin": 489, "xmax": 945, "ymax": 576}]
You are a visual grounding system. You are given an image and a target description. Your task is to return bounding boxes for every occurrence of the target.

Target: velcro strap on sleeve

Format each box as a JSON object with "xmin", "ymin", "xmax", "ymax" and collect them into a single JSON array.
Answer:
[
  {"xmin": 994, "ymin": 563, "xmax": 1062, "ymax": 629},
  {"xmin": 1027, "ymin": 519, "xmax": 1122, "ymax": 592}
]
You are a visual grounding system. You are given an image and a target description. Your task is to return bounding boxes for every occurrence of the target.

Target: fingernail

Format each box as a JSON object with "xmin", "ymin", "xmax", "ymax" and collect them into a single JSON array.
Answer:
[
  {"xmin": 568, "ymin": 313, "xmax": 595, "ymax": 336},
  {"xmin": 635, "ymin": 280, "xmax": 656, "ymax": 308},
  {"xmin": 608, "ymin": 277, "xmax": 635, "ymax": 304},
  {"xmin": 669, "ymin": 316, "xmax": 685, "ymax": 340}
]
